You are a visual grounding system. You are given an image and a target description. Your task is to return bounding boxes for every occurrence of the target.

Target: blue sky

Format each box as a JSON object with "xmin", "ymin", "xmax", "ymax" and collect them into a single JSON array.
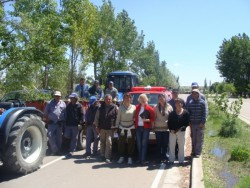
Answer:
[
  {"xmin": 4, "ymin": 0, "xmax": 250, "ymax": 86},
  {"xmin": 89, "ymin": 0, "xmax": 250, "ymax": 86}
]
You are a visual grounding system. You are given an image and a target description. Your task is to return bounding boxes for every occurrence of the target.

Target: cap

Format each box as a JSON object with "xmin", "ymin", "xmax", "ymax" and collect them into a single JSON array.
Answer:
[
  {"xmin": 172, "ymin": 89, "xmax": 179, "ymax": 94},
  {"xmin": 191, "ymin": 82, "xmax": 199, "ymax": 87},
  {"xmin": 69, "ymin": 92, "xmax": 78, "ymax": 98},
  {"xmin": 109, "ymin": 81, "xmax": 114, "ymax": 84},
  {"xmin": 192, "ymin": 88, "xmax": 200, "ymax": 93},
  {"xmin": 89, "ymin": 96, "xmax": 97, "ymax": 105},
  {"xmin": 94, "ymin": 80, "xmax": 99, "ymax": 84},
  {"xmin": 54, "ymin": 91, "xmax": 62, "ymax": 97}
]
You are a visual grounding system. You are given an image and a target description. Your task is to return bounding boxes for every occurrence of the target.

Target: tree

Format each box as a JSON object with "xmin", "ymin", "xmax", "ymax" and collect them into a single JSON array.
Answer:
[
  {"xmin": 216, "ymin": 33, "xmax": 250, "ymax": 96},
  {"xmin": 61, "ymin": 0, "xmax": 97, "ymax": 92}
]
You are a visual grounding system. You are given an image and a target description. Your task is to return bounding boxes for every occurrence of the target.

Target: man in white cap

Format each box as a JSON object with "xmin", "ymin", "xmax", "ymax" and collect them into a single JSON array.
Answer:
[
  {"xmin": 64, "ymin": 92, "xmax": 84, "ymax": 155},
  {"xmin": 187, "ymin": 88, "xmax": 208, "ymax": 158},
  {"xmin": 44, "ymin": 91, "xmax": 66, "ymax": 155},
  {"xmin": 186, "ymin": 82, "xmax": 208, "ymax": 116}
]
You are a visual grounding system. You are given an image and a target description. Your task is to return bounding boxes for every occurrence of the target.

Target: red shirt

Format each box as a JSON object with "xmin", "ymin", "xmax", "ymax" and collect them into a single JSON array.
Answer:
[{"xmin": 135, "ymin": 104, "xmax": 155, "ymax": 129}]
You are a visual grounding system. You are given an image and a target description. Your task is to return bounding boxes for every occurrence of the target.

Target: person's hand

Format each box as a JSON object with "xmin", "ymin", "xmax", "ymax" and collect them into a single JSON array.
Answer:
[
  {"xmin": 200, "ymin": 124, "xmax": 205, "ymax": 129},
  {"xmin": 96, "ymin": 127, "xmax": 100, "ymax": 134}
]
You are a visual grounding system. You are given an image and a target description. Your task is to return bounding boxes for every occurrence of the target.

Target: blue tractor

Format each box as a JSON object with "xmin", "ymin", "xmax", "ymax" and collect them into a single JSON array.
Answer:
[
  {"xmin": 106, "ymin": 71, "xmax": 139, "ymax": 102},
  {"xmin": 0, "ymin": 100, "xmax": 47, "ymax": 174}
]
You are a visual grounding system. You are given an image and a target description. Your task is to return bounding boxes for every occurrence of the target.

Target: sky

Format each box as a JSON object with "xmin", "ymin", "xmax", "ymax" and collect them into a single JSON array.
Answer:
[{"xmin": 88, "ymin": 0, "xmax": 250, "ymax": 86}]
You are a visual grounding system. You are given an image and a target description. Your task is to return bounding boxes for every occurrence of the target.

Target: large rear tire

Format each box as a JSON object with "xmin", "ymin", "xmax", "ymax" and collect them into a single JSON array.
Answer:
[
  {"xmin": 77, "ymin": 128, "xmax": 86, "ymax": 150},
  {"xmin": 3, "ymin": 114, "xmax": 47, "ymax": 174}
]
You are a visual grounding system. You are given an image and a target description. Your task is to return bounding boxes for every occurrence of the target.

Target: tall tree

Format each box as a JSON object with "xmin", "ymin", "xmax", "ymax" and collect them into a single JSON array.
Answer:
[
  {"xmin": 61, "ymin": 0, "xmax": 97, "ymax": 92},
  {"xmin": 216, "ymin": 33, "xmax": 250, "ymax": 96}
]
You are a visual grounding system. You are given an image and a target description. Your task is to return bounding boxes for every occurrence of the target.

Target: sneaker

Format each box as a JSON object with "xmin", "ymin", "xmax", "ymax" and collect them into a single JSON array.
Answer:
[
  {"xmin": 117, "ymin": 157, "xmax": 124, "ymax": 164},
  {"xmin": 105, "ymin": 159, "xmax": 111, "ymax": 163},
  {"xmin": 83, "ymin": 153, "xmax": 91, "ymax": 158},
  {"xmin": 128, "ymin": 157, "xmax": 133, "ymax": 165}
]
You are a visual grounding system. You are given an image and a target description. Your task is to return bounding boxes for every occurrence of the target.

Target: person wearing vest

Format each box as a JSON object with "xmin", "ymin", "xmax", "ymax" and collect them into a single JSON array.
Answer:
[{"xmin": 94, "ymin": 94, "xmax": 118, "ymax": 163}]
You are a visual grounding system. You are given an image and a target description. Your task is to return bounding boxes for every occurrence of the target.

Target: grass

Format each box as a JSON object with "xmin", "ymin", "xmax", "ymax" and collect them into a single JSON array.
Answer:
[{"xmin": 203, "ymin": 102, "xmax": 250, "ymax": 188}]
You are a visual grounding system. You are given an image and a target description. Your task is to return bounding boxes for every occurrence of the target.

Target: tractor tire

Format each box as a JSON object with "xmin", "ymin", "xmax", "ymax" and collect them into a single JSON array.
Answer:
[
  {"xmin": 3, "ymin": 114, "xmax": 47, "ymax": 174},
  {"xmin": 77, "ymin": 129, "xmax": 86, "ymax": 150}
]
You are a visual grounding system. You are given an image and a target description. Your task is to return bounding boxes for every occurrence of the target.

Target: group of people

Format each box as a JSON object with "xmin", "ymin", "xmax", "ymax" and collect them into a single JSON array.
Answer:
[
  {"xmin": 44, "ymin": 80, "xmax": 208, "ymax": 166},
  {"xmin": 74, "ymin": 78, "xmax": 118, "ymax": 100}
]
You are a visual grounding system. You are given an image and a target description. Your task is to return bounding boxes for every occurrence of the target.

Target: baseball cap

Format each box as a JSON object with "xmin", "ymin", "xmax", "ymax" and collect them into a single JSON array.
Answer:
[
  {"xmin": 192, "ymin": 88, "xmax": 200, "ymax": 93},
  {"xmin": 109, "ymin": 81, "xmax": 114, "ymax": 84},
  {"xmin": 54, "ymin": 91, "xmax": 62, "ymax": 97},
  {"xmin": 69, "ymin": 92, "xmax": 78, "ymax": 98},
  {"xmin": 89, "ymin": 96, "xmax": 97, "ymax": 105},
  {"xmin": 191, "ymin": 82, "xmax": 199, "ymax": 87}
]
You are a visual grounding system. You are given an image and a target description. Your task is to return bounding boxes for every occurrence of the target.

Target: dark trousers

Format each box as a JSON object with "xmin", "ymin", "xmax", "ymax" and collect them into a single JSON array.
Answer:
[
  {"xmin": 136, "ymin": 127, "xmax": 150, "ymax": 162},
  {"xmin": 118, "ymin": 129, "xmax": 136, "ymax": 158},
  {"xmin": 86, "ymin": 125, "xmax": 99, "ymax": 155},
  {"xmin": 155, "ymin": 131, "xmax": 169, "ymax": 159}
]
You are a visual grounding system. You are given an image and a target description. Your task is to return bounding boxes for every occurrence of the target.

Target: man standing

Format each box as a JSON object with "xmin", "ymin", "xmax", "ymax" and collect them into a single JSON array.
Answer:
[
  {"xmin": 44, "ymin": 91, "xmax": 66, "ymax": 155},
  {"xmin": 187, "ymin": 89, "xmax": 208, "ymax": 157},
  {"xmin": 186, "ymin": 82, "xmax": 208, "ymax": 114},
  {"xmin": 168, "ymin": 89, "xmax": 185, "ymax": 111},
  {"xmin": 83, "ymin": 96, "xmax": 100, "ymax": 158},
  {"xmin": 75, "ymin": 78, "xmax": 89, "ymax": 98},
  {"xmin": 64, "ymin": 93, "xmax": 84, "ymax": 155},
  {"xmin": 94, "ymin": 94, "xmax": 118, "ymax": 163},
  {"xmin": 105, "ymin": 81, "xmax": 118, "ymax": 101}
]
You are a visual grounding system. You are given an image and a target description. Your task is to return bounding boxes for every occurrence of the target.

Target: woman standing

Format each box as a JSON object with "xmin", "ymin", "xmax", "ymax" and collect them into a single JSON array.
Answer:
[
  {"xmin": 168, "ymin": 98, "xmax": 190, "ymax": 164},
  {"xmin": 153, "ymin": 94, "xmax": 173, "ymax": 162},
  {"xmin": 116, "ymin": 93, "xmax": 136, "ymax": 165},
  {"xmin": 135, "ymin": 94, "xmax": 155, "ymax": 165}
]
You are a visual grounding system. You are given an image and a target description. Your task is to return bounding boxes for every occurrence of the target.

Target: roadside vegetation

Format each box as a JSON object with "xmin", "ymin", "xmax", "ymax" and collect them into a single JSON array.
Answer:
[{"xmin": 203, "ymin": 96, "xmax": 250, "ymax": 188}]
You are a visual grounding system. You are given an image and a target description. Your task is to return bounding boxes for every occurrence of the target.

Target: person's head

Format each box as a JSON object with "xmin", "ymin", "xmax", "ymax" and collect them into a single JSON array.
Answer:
[
  {"xmin": 80, "ymin": 78, "xmax": 85, "ymax": 85},
  {"xmin": 53, "ymin": 91, "xmax": 62, "ymax": 102},
  {"xmin": 191, "ymin": 89, "xmax": 200, "ymax": 100},
  {"xmin": 108, "ymin": 81, "xmax": 114, "ymax": 88},
  {"xmin": 172, "ymin": 89, "xmax": 179, "ymax": 99},
  {"xmin": 89, "ymin": 96, "xmax": 98, "ymax": 106},
  {"xmin": 94, "ymin": 80, "xmax": 99, "ymax": 87},
  {"xmin": 69, "ymin": 92, "xmax": 78, "ymax": 104},
  {"xmin": 138, "ymin": 94, "xmax": 148, "ymax": 105},
  {"xmin": 104, "ymin": 94, "xmax": 112, "ymax": 106},
  {"xmin": 123, "ymin": 92, "xmax": 132, "ymax": 104},
  {"xmin": 191, "ymin": 82, "xmax": 199, "ymax": 89},
  {"xmin": 158, "ymin": 94, "xmax": 167, "ymax": 105},
  {"xmin": 174, "ymin": 97, "xmax": 184, "ymax": 110}
]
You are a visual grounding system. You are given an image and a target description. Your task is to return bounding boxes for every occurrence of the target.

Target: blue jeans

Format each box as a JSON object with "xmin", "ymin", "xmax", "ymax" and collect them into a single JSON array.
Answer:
[
  {"xmin": 136, "ymin": 127, "xmax": 150, "ymax": 162},
  {"xmin": 48, "ymin": 123, "xmax": 62, "ymax": 153},
  {"xmin": 155, "ymin": 131, "xmax": 169, "ymax": 159},
  {"xmin": 86, "ymin": 125, "xmax": 99, "ymax": 155},
  {"xmin": 64, "ymin": 126, "xmax": 79, "ymax": 152}
]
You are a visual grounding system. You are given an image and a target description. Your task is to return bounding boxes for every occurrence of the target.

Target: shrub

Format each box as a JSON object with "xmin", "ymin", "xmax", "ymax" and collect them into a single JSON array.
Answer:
[{"xmin": 230, "ymin": 146, "xmax": 249, "ymax": 162}]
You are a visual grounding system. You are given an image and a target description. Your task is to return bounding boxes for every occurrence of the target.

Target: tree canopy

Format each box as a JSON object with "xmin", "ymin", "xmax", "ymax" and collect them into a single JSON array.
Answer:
[
  {"xmin": 1, "ymin": 0, "xmax": 179, "ymax": 95},
  {"xmin": 216, "ymin": 33, "xmax": 250, "ymax": 96}
]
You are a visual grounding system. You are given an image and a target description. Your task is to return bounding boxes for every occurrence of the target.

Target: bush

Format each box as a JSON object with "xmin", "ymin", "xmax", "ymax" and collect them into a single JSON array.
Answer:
[
  {"xmin": 230, "ymin": 146, "xmax": 249, "ymax": 162},
  {"xmin": 219, "ymin": 119, "xmax": 239, "ymax": 137}
]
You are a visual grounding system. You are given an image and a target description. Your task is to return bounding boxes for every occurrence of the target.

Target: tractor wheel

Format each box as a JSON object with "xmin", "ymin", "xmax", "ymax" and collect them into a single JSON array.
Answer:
[
  {"xmin": 77, "ymin": 128, "xmax": 86, "ymax": 150},
  {"xmin": 4, "ymin": 114, "xmax": 47, "ymax": 174}
]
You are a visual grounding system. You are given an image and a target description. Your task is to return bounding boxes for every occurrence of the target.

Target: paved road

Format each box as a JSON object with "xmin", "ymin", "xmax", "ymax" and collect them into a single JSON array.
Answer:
[{"xmin": 0, "ymin": 145, "xmax": 171, "ymax": 188}]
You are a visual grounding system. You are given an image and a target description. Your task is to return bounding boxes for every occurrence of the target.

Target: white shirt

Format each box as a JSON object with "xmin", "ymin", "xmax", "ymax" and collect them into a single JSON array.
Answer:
[{"xmin": 138, "ymin": 106, "xmax": 144, "ymax": 126}]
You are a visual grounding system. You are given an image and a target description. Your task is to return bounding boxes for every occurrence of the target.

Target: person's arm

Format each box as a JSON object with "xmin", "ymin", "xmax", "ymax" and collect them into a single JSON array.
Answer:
[{"xmin": 115, "ymin": 107, "xmax": 121, "ymax": 128}]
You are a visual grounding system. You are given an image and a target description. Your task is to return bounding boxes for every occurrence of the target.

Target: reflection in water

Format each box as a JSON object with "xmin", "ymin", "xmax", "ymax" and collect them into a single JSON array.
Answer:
[{"xmin": 211, "ymin": 146, "xmax": 226, "ymax": 158}]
